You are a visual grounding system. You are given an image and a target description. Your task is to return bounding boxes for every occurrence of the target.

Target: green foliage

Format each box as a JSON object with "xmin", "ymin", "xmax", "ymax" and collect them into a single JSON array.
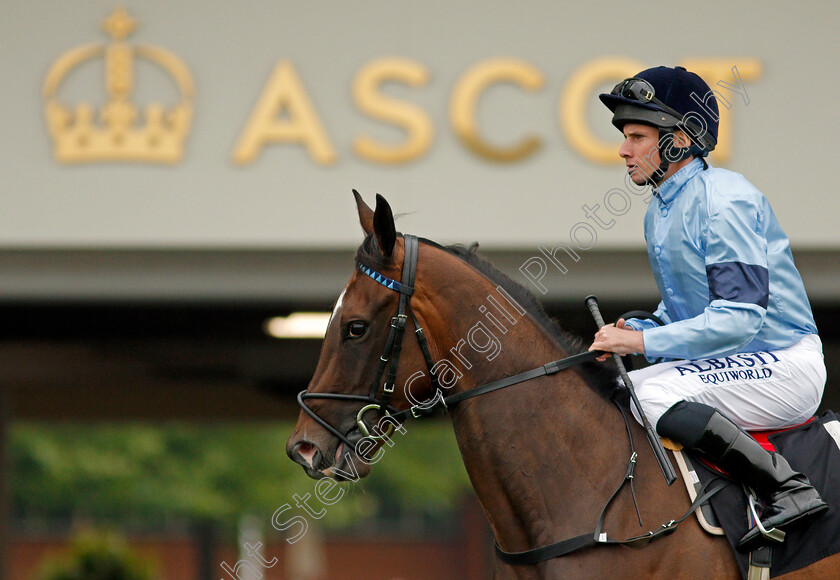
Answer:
[
  {"xmin": 362, "ymin": 420, "xmax": 472, "ymax": 515},
  {"xmin": 33, "ymin": 529, "xmax": 154, "ymax": 580},
  {"xmin": 10, "ymin": 420, "xmax": 472, "ymax": 530}
]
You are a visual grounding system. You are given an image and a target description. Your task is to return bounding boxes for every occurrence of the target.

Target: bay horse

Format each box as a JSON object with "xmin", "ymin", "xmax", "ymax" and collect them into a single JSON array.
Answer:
[{"xmin": 286, "ymin": 192, "xmax": 839, "ymax": 579}]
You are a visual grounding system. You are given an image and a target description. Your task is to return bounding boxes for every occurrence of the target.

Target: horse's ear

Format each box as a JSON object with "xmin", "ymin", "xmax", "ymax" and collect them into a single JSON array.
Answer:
[
  {"xmin": 373, "ymin": 194, "xmax": 396, "ymax": 257},
  {"xmin": 354, "ymin": 189, "xmax": 374, "ymax": 235}
]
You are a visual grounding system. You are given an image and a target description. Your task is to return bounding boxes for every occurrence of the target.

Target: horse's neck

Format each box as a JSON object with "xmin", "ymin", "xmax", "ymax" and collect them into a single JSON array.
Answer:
[{"xmin": 425, "ymin": 282, "xmax": 628, "ymax": 553}]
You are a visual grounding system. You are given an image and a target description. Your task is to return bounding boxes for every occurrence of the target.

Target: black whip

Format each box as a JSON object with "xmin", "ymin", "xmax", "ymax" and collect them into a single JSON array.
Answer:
[{"xmin": 585, "ymin": 295, "xmax": 677, "ymax": 486}]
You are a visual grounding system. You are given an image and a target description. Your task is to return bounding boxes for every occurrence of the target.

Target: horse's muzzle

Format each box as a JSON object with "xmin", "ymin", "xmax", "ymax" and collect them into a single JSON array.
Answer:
[{"xmin": 287, "ymin": 439, "xmax": 330, "ymax": 478}]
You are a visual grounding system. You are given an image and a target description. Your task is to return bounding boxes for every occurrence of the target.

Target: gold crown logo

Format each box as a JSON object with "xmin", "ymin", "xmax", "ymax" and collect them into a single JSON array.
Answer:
[{"xmin": 43, "ymin": 8, "xmax": 194, "ymax": 164}]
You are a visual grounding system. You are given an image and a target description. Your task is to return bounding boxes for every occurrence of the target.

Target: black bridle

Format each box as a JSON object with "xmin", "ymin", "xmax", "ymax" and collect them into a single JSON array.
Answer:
[
  {"xmin": 296, "ymin": 234, "xmax": 441, "ymax": 450},
  {"xmin": 295, "ymin": 233, "xmax": 729, "ymax": 564},
  {"xmin": 296, "ymin": 233, "xmax": 604, "ymax": 450}
]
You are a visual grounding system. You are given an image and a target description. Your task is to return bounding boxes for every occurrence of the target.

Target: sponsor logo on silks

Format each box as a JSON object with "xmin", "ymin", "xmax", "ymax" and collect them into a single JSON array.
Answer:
[
  {"xmin": 698, "ymin": 367, "xmax": 774, "ymax": 384},
  {"xmin": 674, "ymin": 351, "xmax": 782, "ymax": 380}
]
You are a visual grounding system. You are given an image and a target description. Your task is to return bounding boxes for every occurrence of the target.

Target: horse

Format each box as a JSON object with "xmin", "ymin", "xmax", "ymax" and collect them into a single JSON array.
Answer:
[{"xmin": 286, "ymin": 192, "xmax": 840, "ymax": 579}]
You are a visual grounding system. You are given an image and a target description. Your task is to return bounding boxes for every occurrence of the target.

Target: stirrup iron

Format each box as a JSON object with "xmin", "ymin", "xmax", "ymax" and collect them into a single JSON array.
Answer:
[{"xmin": 747, "ymin": 490, "xmax": 786, "ymax": 544}]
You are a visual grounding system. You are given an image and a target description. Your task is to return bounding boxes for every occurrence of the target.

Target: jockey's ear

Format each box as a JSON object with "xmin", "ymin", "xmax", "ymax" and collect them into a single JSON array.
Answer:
[
  {"xmin": 373, "ymin": 193, "xmax": 396, "ymax": 257},
  {"xmin": 353, "ymin": 189, "xmax": 374, "ymax": 235}
]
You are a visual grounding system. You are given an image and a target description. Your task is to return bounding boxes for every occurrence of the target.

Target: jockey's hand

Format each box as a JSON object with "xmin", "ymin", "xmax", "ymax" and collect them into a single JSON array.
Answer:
[{"xmin": 588, "ymin": 319, "xmax": 645, "ymax": 362}]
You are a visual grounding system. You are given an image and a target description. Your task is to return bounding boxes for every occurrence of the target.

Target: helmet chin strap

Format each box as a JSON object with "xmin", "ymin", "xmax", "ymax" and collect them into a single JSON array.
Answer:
[
  {"xmin": 639, "ymin": 129, "xmax": 670, "ymax": 186},
  {"xmin": 647, "ymin": 129, "xmax": 705, "ymax": 186}
]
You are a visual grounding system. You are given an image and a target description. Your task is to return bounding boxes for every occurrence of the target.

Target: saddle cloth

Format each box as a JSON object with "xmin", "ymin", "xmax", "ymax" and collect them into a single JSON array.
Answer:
[{"xmin": 682, "ymin": 410, "xmax": 840, "ymax": 579}]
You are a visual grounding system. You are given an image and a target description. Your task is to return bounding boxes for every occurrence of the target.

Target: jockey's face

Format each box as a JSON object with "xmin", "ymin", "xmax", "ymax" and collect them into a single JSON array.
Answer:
[{"xmin": 619, "ymin": 123, "xmax": 662, "ymax": 186}]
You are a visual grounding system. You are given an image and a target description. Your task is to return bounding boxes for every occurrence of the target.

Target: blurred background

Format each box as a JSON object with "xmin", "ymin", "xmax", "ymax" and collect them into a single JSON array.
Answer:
[{"xmin": 1, "ymin": 1, "xmax": 838, "ymax": 578}]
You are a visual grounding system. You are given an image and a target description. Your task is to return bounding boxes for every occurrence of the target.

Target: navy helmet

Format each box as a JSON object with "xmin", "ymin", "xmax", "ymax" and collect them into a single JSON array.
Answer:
[{"xmin": 599, "ymin": 66, "xmax": 718, "ymax": 156}]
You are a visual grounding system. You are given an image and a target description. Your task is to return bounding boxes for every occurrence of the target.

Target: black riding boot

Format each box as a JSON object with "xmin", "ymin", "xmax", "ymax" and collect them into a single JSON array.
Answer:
[{"xmin": 657, "ymin": 401, "xmax": 828, "ymax": 551}]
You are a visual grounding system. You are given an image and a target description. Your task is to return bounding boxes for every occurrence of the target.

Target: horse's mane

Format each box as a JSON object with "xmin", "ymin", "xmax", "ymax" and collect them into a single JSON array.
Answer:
[{"xmin": 355, "ymin": 234, "xmax": 622, "ymax": 400}]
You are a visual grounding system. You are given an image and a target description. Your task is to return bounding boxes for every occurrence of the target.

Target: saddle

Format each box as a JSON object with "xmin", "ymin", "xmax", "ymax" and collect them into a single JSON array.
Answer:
[{"xmin": 664, "ymin": 411, "xmax": 840, "ymax": 580}]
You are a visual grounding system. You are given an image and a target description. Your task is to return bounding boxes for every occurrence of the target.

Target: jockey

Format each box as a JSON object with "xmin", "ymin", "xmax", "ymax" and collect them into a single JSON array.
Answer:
[{"xmin": 591, "ymin": 65, "xmax": 828, "ymax": 550}]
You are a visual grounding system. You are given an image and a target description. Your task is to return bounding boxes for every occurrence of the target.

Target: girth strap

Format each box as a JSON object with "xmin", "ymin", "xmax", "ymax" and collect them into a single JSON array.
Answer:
[
  {"xmin": 493, "ymin": 398, "xmax": 732, "ymax": 566},
  {"xmin": 495, "ymin": 464, "xmax": 730, "ymax": 565}
]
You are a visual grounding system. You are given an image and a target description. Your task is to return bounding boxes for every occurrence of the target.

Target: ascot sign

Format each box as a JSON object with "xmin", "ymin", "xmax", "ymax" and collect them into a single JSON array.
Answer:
[{"xmin": 45, "ymin": 9, "xmax": 761, "ymax": 166}]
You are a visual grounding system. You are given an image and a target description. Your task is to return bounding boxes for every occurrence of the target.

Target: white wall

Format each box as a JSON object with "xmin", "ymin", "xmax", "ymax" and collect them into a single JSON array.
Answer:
[{"xmin": 1, "ymin": 1, "xmax": 837, "ymax": 254}]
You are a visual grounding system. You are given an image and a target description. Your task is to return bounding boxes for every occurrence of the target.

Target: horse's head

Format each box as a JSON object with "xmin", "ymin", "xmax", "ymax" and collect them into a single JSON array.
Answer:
[{"xmin": 286, "ymin": 192, "xmax": 439, "ymax": 481}]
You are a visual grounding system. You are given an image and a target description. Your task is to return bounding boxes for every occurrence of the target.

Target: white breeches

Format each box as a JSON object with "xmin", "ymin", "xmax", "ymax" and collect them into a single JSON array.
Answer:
[{"xmin": 628, "ymin": 335, "xmax": 826, "ymax": 431}]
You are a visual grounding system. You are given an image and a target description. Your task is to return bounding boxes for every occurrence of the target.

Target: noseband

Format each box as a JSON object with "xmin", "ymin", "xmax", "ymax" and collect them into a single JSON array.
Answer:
[{"xmin": 296, "ymin": 234, "xmax": 440, "ymax": 450}]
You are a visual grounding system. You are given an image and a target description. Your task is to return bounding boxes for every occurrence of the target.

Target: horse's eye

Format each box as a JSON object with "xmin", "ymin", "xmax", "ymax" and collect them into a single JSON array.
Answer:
[{"xmin": 347, "ymin": 320, "xmax": 368, "ymax": 339}]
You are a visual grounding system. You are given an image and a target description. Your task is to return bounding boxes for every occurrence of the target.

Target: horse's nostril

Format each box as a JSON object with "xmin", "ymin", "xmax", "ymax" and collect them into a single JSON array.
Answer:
[{"xmin": 296, "ymin": 442, "xmax": 319, "ymax": 469}]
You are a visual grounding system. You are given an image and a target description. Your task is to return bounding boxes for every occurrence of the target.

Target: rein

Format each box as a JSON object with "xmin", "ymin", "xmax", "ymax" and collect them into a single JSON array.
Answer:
[
  {"xmin": 297, "ymin": 234, "xmax": 602, "ymax": 444},
  {"xmin": 296, "ymin": 233, "xmax": 729, "ymax": 565},
  {"xmin": 389, "ymin": 349, "xmax": 603, "ymax": 422}
]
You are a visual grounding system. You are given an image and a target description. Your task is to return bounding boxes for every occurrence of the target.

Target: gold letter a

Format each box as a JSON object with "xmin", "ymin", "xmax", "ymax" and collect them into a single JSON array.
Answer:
[{"xmin": 232, "ymin": 61, "xmax": 337, "ymax": 165}]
